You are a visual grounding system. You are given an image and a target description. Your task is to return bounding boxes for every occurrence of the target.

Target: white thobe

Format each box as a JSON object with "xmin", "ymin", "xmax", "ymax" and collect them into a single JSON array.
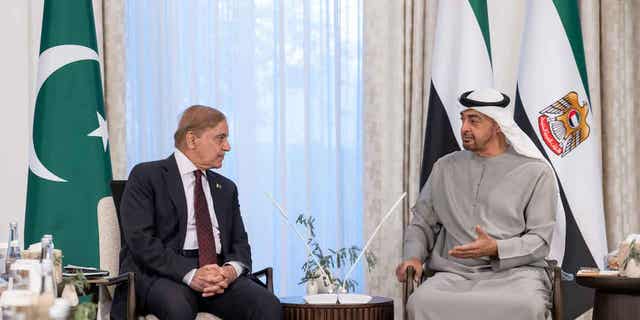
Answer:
[{"xmin": 405, "ymin": 146, "xmax": 557, "ymax": 320}]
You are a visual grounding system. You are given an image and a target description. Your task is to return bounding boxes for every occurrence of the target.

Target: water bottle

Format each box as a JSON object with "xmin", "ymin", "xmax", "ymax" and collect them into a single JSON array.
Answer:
[
  {"xmin": 44, "ymin": 234, "xmax": 53, "ymax": 248},
  {"xmin": 6, "ymin": 222, "xmax": 21, "ymax": 273},
  {"xmin": 41, "ymin": 235, "xmax": 54, "ymax": 260},
  {"xmin": 37, "ymin": 237, "xmax": 58, "ymax": 319},
  {"xmin": 40, "ymin": 237, "xmax": 57, "ymax": 296},
  {"xmin": 0, "ymin": 242, "xmax": 6, "ymax": 275}
]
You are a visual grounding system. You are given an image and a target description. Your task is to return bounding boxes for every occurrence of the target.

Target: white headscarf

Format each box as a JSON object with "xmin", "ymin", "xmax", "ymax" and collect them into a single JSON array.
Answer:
[{"xmin": 459, "ymin": 88, "xmax": 545, "ymax": 162}]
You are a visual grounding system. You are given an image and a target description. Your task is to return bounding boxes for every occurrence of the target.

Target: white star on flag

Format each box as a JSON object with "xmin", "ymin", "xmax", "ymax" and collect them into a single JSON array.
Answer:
[{"xmin": 88, "ymin": 111, "xmax": 109, "ymax": 152}]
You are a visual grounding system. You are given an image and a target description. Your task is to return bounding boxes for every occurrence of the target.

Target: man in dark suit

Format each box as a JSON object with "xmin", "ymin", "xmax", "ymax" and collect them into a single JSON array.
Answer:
[{"xmin": 112, "ymin": 105, "xmax": 282, "ymax": 319}]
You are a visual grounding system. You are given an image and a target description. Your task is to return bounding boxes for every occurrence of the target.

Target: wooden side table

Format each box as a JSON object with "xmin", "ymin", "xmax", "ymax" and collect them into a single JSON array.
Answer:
[
  {"xmin": 280, "ymin": 296, "xmax": 394, "ymax": 320},
  {"xmin": 576, "ymin": 275, "xmax": 640, "ymax": 320}
]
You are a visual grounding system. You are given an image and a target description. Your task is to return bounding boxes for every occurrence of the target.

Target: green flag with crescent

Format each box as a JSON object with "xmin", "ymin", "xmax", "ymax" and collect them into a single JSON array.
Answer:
[{"xmin": 25, "ymin": 0, "xmax": 112, "ymax": 267}]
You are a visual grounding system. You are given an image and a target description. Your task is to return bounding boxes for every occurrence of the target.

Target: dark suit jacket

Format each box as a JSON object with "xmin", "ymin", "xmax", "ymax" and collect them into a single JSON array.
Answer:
[{"xmin": 111, "ymin": 154, "xmax": 251, "ymax": 318}]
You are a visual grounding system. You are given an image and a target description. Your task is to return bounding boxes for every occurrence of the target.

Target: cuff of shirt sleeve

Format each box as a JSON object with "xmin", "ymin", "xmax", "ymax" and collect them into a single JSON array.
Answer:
[
  {"xmin": 496, "ymin": 238, "xmax": 520, "ymax": 260},
  {"xmin": 492, "ymin": 239, "xmax": 521, "ymax": 271},
  {"xmin": 183, "ymin": 268, "xmax": 197, "ymax": 286},
  {"xmin": 224, "ymin": 261, "xmax": 245, "ymax": 278}
]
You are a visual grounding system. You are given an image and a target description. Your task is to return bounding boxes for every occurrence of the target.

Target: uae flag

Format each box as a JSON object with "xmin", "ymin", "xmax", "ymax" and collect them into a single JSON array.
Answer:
[
  {"xmin": 25, "ymin": 0, "xmax": 112, "ymax": 267},
  {"xmin": 514, "ymin": 0, "xmax": 607, "ymax": 317},
  {"xmin": 420, "ymin": 0, "xmax": 493, "ymax": 186}
]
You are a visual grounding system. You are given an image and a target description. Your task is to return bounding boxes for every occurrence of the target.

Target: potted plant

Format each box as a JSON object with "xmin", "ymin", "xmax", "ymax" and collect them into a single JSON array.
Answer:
[
  {"xmin": 296, "ymin": 214, "xmax": 376, "ymax": 294},
  {"xmin": 60, "ymin": 272, "xmax": 97, "ymax": 320}
]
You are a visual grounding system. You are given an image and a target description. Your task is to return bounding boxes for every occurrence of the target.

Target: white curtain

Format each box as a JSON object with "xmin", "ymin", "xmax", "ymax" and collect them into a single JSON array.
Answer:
[{"xmin": 124, "ymin": 0, "xmax": 363, "ymax": 296}]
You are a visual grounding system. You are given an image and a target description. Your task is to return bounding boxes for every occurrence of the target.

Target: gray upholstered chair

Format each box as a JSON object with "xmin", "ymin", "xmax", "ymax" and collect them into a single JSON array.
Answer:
[
  {"xmin": 97, "ymin": 181, "xmax": 273, "ymax": 320},
  {"xmin": 402, "ymin": 260, "xmax": 563, "ymax": 320},
  {"xmin": 96, "ymin": 196, "xmax": 136, "ymax": 320},
  {"xmin": 97, "ymin": 196, "xmax": 220, "ymax": 320}
]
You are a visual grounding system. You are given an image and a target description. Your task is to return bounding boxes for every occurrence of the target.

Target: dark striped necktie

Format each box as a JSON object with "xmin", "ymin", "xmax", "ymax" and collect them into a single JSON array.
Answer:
[{"xmin": 194, "ymin": 170, "xmax": 217, "ymax": 266}]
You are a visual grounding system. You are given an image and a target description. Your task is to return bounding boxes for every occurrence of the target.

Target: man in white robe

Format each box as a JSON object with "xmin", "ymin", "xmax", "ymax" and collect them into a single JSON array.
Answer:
[{"xmin": 396, "ymin": 89, "xmax": 557, "ymax": 320}]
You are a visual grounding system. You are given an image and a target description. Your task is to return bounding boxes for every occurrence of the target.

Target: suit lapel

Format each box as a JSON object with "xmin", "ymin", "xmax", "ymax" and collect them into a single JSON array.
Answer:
[
  {"xmin": 163, "ymin": 155, "xmax": 188, "ymax": 248},
  {"xmin": 207, "ymin": 171, "xmax": 226, "ymax": 250}
]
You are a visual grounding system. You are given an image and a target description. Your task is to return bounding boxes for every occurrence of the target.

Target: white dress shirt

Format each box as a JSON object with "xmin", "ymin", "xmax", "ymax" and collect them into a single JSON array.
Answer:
[{"xmin": 174, "ymin": 149, "xmax": 243, "ymax": 285}]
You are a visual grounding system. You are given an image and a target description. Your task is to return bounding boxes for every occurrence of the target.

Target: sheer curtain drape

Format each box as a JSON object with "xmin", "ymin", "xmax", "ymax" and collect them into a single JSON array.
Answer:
[{"xmin": 124, "ymin": 0, "xmax": 363, "ymax": 296}]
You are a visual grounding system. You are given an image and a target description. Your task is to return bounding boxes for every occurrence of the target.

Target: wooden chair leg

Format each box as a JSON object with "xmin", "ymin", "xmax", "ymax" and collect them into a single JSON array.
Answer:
[
  {"xmin": 127, "ymin": 272, "xmax": 136, "ymax": 320},
  {"xmin": 552, "ymin": 265, "xmax": 563, "ymax": 320}
]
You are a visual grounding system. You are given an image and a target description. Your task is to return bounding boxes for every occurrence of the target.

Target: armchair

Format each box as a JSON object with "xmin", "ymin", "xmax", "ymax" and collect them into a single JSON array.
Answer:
[
  {"xmin": 97, "ymin": 180, "xmax": 273, "ymax": 320},
  {"xmin": 402, "ymin": 260, "xmax": 563, "ymax": 320}
]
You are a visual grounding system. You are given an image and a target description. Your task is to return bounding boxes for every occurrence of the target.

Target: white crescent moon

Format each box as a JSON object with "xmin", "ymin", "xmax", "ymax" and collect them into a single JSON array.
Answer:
[{"xmin": 29, "ymin": 45, "xmax": 99, "ymax": 182}]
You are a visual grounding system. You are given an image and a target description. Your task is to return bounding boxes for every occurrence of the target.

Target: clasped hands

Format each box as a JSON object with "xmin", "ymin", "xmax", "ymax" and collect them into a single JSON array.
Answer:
[
  {"xmin": 190, "ymin": 264, "xmax": 238, "ymax": 297},
  {"xmin": 396, "ymin": 225, "xmax": 497, "ymax": 282}
]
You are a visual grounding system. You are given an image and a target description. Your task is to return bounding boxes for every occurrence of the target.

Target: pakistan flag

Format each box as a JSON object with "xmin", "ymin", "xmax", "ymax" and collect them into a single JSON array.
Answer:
[{"xmin": 25, "ymin": 0, "xmax": 112, "ymax": 267}]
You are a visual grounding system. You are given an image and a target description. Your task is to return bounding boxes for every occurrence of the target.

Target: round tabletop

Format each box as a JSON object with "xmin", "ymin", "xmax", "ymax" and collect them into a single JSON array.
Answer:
[
  {"xmin": 279, "ymin": 296, "xmax": 394, "ymax": 320},
  {"xmin": 576, "ymin": 275, "xmax": 640, "ymax": 294},
  {"xmin": 280, "ymin": 295, "xmax": 393, "ymax": 306},
  {"xmin": 576, "ymin": 275, "xmax": 640, "ymax": 320}
]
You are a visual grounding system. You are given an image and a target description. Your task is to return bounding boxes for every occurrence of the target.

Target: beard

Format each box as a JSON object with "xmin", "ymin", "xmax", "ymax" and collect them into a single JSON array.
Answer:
[
  {"xmin": 462, "ymin": 135, "xmax": 477, "ymax": 151},
  {"xmin": 462, "ymin": 134, "xmax": 491, "ymax": 152},
  {"xmin": 462, "ymin": 142, "xmax": 478, "ymax": 151}
]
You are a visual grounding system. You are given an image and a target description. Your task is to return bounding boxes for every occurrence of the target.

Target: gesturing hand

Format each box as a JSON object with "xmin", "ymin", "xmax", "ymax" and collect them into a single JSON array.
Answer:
[{"xmin": 448, "ymin": 225, "xmax": 498, "ymax": 259}]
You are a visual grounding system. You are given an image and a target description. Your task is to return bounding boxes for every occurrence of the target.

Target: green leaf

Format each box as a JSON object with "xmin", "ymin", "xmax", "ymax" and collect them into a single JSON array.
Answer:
[
  {"xmin": 61, "ymin": 271, "xmax": 90, "ymax": 295},
  {"xmin": 73, "ymin": 301, "xmax": 97, "ymax": 320}
]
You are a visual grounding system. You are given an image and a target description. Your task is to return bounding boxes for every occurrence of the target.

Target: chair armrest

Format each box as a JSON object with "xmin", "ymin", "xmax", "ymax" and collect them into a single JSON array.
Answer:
[
  {"xmin": 549, "ymin": 261, "xmax": 563, "ymax": 320},
  {"xmin": 403, "ymin": 263, "xmax": 433, "ymax": 320},
  {"xmin": 251, "ymin": 267, "xmax": 273, "ymax": 293},
  {"xmin": 90, "ymin": 272, "xmax": 136, "ymax": 320},
  {"xmin": 89, "ymin": 272, "xmax": 133, "ymax": 287},
  {"xmin": 544, "ymin": 259, "xmax": 563, "ymax": 320},
  {"xmin": 403, "ymin": 266, "xmax": 416, "ymax": 320},
  {"xmin": 405, "ymin": 266, "xmax": 416, "ymax": 298}
]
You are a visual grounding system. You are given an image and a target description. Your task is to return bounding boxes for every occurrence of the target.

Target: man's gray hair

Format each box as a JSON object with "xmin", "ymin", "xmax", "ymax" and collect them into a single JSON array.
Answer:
[{"xmin": 174, "ymin": 105, "xmax": 226, "ymax": 149}]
